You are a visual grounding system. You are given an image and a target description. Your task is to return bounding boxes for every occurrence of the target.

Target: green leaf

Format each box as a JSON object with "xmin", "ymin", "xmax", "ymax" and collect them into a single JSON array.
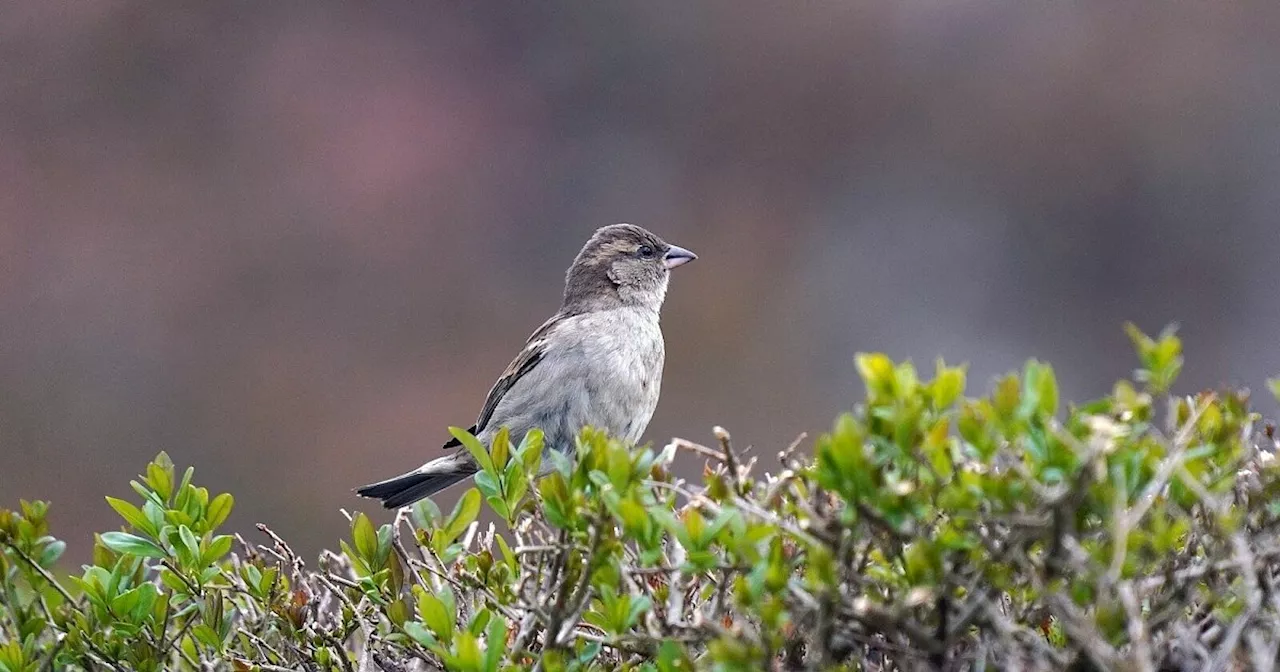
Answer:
[
  {"xmin": 1036, "ymin": 362, "xmax": 1059, "ymax": 417},
  {"xmin": 1124, "ymin": 322, "xmax": 1183, "ymax": 393},
  {"xmin": 100, "ymin": 532, "xmax": 167, "ymax": 559},
  {"xmin": 494, "ymin": 533, "xmax": 517, "ymax": 572},
  {"xmin": 192, "ymin": 623, "xmax": 222, "ymax": 649},
  {"xmin": 411, "ymin": 498, "xmax": 442, "ymax": 529},
  {"xmin": 856, "ymin": 352, "xmax": 896, "ymax": 397},
  {"xmin": 651, "ymin": 507, "xmax": 683, "ymax": 544},
  {"xmin": 438, "ymin": 585, "xmax": 457, "ymax": 623},
  {"xmin": 923, "ymin": 419, "xmax": 954, "ymax": 481},
  {"xmin": 125, "ymin": 583, "xmax": 158, "ymax": 624},
  {"xmin": 201, "ymin": 534, "xmax": 234, "ymax": 566},
  {"xmin": 505, "ymin": 467, "xmax": 529, "ymax": 514},
  {"xmin": 418, "ymin": 592, "xmax": 454, "ymax": 645},
  {"xmin": 469, "ymin": 608, "xmax": 492, "ymax": 635},
  {"xmin": 387, "ymin": 598, "xmax": 410, "ymax": 627},
  {"xmin": 143, "ymin": 500, "xmax": 166, "ymax": 534},
  {"xmin": 992, "ymin": 374, "xmax": 1020, "ymax": 422},
  {"xmin": 179, "ymin": 525, "xmax": 201, "ymax": 565},
  {"xmin": 539, "ymin": 474, "xmax": 572, "ymax": 528},
  {"xmin": 147, "ymin": 452, "xmax": 175, "ymax": 503},
  {"xmin": 903, "ymin": 542, "xmax": 940, "ymax": 585},
  {"xmin": 704, "ymin": 508, "xmax": 740, "ymax": 543},
  {"xmin": 443, "ymin": 489, "xmax": 481, "ymax": 543},
  {"xmin": 449, "ymin": 426, "xmax": 493, "ymax": 473},
  {"xmin": 175, "ymin": 467, "xmax": 196, "ymax": 506},
  {"xmin": 39, "ymin": 539, "xmax": 66, "ymax": 568},
  {"xmin": 616, "ymin": 498, "xmax": 650, "ymax": 536},
  {"xmin": 894, "ymin": 360, "xmax": 919, "ymax": 396},
  {"xmin": 111, "ymin": 586, "xmax": 141, "ymax": 617},
  {"xmin": 474, "ymin": 471, "xmax": 503, "ymax": 500},
  {"xmin": 519, "ymin": 428, "xmax": 545, "ymax": 474},
  {"xmin": 1124, "ymin": 321, "xmax": 1154, "ymax": 356},
  {"xmin": 130, "ymin": 479, "xmax": 156, "ymax": 505},
  {"xmin": 352, "ymin": 512, "xmax": 378, "ymax": 565},
  {"xmin": 656, "ymin": 640, "xmax": 691, "ymax": 672},
  {"xmin": 490, "ymin": 427, "xmax": 510, "ymax": 470},
  {"xmin": 404, "ymin": 621, "xmax": 439, "ymax": 648},
  {"xmin": 931, "ymin": 360, "xmax": 967, "ymax": 409},
  {"xmin": 19, "ymin": 614, "xmax": 46, "ymax": 642},
  {"xmin": 578, "ymin": 641, "xmax": 603, "ymax": 665},
  {"xmin": 451, "ymin": 632, "xmax": 482, "ymax": 670},
  {"xmin": 485, "ymin": 496, "xmax": 510, "ymax": 521},
  {"xmin": 205, "ymin": 493, "xmax": 234, "ymax": 531},
  {"xmin": 626, "ymin": 595, "xmax": 652, "ymax": 629},
  {"xmin": 341, "ymin": 540, "xmax": 371, "ymax": 577},
  {"xmin": 548, "ymin": 448, "xmax": 573, "ymax": 477},
  {"xmin": 105, "ymin": 496, "xmax": 155, "ymax": 535},
  {"xmin": 483, "ymin": 614, "xmax": 507, "ymax": 672}
]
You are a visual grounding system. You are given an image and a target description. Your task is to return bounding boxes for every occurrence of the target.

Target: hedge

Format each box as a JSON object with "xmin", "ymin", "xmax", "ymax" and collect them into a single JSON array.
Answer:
[{"xmin": 3, "ymin": 324, "xmax": 1280, "ymax": 671}]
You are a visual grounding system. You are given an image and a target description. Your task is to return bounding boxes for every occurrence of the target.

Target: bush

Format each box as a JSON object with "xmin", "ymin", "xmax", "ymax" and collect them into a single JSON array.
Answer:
[{"xmin": 4, "ymin": 324, "xmax": 1280, "ymax": 671}]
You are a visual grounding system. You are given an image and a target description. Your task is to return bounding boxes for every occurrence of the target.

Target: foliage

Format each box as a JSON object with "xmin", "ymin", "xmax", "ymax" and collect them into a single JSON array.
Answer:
[{"xmin": 4, "ymin": 324, "xmax": 1280, "ymax": 670}]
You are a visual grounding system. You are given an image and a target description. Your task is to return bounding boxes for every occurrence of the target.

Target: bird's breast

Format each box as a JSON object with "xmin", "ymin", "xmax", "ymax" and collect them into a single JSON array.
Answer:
[{"xmin": 573, "ymin": 308, "xmax": 665, "ymax": 443}]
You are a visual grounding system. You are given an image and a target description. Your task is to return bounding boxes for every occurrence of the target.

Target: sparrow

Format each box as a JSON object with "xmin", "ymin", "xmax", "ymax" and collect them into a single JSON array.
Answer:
[{"xmin": 356, "ymin": 223, "xmax": 697, "ymax": 509}]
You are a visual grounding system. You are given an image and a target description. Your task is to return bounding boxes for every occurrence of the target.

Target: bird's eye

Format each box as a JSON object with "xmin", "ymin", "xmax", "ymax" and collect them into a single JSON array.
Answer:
[{"xmin": 637, "ymin": 245, "xmax": 655, "ymax": 258}]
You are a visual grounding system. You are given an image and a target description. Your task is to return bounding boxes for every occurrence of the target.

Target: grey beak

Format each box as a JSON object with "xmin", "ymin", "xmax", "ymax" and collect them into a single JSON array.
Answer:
[{"xmin": 663, "ymin": 244, "xmax": 697, "ymax": 269}]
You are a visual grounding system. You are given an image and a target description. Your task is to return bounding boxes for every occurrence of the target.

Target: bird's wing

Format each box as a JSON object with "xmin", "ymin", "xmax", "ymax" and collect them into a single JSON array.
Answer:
[{"xmin": 441, "ymin": 314, "xmax": 563, "ymax": 448}]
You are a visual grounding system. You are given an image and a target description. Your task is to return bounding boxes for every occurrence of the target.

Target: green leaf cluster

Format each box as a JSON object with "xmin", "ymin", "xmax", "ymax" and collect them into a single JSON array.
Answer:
[{"xmin": 5, "ymin": 324, "xmax": 1280, "ymax": 670}]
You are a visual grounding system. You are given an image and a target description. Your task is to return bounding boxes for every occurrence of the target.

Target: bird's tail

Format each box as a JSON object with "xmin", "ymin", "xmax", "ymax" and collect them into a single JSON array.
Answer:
[{"xmin": 356, "ymin": 453, "xmax": 478, "ymax": 509}]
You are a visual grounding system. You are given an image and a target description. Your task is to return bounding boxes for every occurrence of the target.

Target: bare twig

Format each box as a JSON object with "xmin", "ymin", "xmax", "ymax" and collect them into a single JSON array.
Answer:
[{"xmin": 1120, "ymin": 582, "xmax": 1155, "ymax": 672}]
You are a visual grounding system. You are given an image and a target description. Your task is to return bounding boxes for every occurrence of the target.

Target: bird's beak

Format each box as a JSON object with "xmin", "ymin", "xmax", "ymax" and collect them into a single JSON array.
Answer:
[{"xmin": 663, "ymin": 245, "xmax": 697, "ymax": 269}]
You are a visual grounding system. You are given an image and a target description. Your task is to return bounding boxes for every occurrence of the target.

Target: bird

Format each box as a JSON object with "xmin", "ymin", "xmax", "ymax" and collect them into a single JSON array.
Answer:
[{"xmin": 356, "ymin": 223, "xmax": 697, "ymax": 509}]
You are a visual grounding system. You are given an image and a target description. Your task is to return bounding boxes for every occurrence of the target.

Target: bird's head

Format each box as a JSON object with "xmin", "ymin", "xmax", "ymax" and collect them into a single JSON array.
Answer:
[{"xmin": 563, "ymin": 223, "xmax": 697, "ymax": 312}]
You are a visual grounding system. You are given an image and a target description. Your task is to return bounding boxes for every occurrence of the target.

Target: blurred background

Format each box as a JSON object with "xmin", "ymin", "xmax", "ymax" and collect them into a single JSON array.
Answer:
[{"xmin": 4, "ymin": 1, "xmax": 1280, "ymax": 564}]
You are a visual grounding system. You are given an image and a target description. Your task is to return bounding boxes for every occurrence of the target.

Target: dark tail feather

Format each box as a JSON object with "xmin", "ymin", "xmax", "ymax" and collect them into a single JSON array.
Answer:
[{"xmin": 356, "ymin": 461, "xmax": 476, "ymax": 509}]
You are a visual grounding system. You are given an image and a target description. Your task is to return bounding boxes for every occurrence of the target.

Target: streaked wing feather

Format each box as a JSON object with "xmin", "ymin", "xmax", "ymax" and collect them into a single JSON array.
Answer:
[{"xmin": 441, "ymin": 315, "xmax": 560, "ymax": 448}]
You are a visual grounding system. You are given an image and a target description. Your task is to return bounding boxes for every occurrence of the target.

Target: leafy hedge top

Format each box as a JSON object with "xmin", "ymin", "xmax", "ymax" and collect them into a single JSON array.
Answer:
[{"xmin": 4, "ymin": 324, "xmax": 1280, "ymax": 671}]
